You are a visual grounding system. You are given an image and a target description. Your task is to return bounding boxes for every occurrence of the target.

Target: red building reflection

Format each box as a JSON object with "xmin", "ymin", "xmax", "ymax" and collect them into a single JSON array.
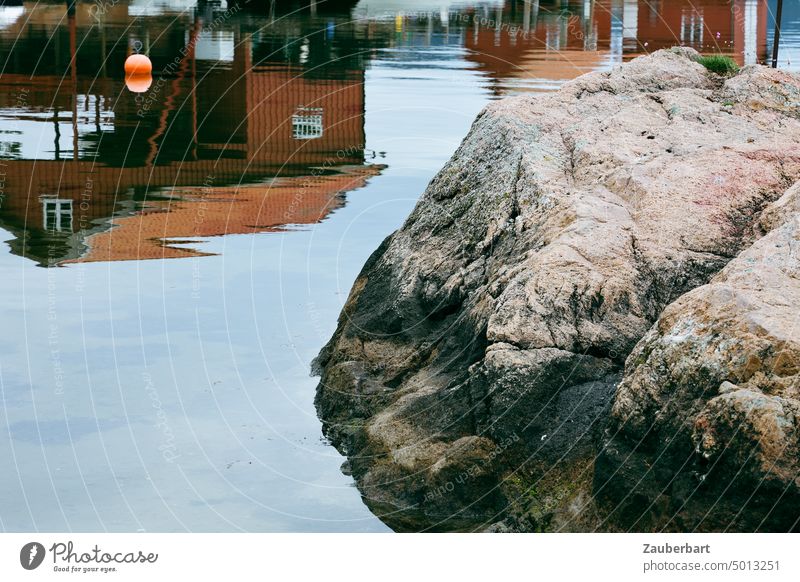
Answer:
[
  {"xmin": 0, "ymin": 2, "xmax": 374, "ymax": 265},
  {"xmin": 458, "ymin": 0, "xmax": 769, "ymax": 91}
]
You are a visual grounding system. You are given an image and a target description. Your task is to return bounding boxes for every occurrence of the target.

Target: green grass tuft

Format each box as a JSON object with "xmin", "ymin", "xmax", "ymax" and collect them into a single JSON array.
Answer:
[{"xmin": 696, "ymin": 54, "xmax": 740, "ymax": 76}]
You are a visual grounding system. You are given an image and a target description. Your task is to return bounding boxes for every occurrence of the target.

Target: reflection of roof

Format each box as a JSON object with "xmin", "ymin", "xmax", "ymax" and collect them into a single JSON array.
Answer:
[
  {"xmin": 63, "ymin": 164, "xmax": 383, "ymax": 263},
  {"xmin": 506, "ymin": 50, "xmax": 608, "ymax": 85}
]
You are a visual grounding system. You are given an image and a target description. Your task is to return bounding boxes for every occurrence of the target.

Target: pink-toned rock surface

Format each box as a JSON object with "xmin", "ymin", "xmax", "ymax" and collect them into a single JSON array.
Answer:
[{"xmin": 314, "ymin": 49, "xmax": 800, "ymax": 531}]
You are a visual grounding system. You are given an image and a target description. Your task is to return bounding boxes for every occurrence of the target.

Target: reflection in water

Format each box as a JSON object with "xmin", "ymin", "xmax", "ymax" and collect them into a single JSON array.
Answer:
[
  {"xmin": 61, "ymin": 167, "xmax": 381, "ymax": 263},
  {"xmin": 0, "ymin": 2, "xmax": 377, "ymax": 265},
  {"xmin": 0, "ymin": 0, "xmax": 797, "ymax": 532}
]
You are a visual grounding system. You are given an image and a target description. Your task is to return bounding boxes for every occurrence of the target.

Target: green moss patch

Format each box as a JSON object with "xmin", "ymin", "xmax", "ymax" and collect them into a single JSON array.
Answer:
[{"xmin": 697, "ymin": 55, "xmax": 740, "ymax": 76}]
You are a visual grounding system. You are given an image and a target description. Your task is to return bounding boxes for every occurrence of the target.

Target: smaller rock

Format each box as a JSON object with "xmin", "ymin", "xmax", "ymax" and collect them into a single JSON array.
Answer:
[{"xmin": 596, "ymin": 186, "xmax": 800, "ymax": 532}]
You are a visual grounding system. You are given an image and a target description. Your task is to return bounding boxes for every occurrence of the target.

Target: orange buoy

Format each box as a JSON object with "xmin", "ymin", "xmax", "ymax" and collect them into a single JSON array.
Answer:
[
  {"xmin": 125, "ymin": 74, "xmax": 152, "ymax": 93},
  {"xmin": 124, "ymin": 54, "xmax": 152, "ymax": 76}
]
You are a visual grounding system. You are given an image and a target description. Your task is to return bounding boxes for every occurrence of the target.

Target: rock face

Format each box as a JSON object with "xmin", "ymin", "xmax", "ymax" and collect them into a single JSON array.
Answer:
[
  {"xmin": 314, "ymin": 48, "xmax": 800, "ymax": 531},
  {"xmin": 596, "ymin": 183, "xmax": 800, "ymax": 532}
]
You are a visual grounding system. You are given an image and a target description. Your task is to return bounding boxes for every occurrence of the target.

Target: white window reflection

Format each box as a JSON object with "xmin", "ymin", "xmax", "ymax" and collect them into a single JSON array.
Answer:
[
  {"xmin": 292, "ymin": 108, "xmax": 324, "ymax": 140},
  {"xmin": 42, "ymin": 198, "xmax": 73, "ymax": 232}
]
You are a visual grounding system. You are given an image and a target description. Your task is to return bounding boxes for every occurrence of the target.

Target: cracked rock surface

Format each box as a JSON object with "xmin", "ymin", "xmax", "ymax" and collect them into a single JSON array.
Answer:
[
  {"xmin": 596, "ymin": 182, "xmax": 800, "ymax": 532},
  {"xmin": 313, "ymin": 48, "xmax": 800, "ymax": 531}
]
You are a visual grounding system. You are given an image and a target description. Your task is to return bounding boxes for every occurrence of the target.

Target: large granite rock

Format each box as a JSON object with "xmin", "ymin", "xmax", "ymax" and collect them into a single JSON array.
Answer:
[{"xmin": 314, "ymin": 48, "xmax": 800, "ymax": 531}]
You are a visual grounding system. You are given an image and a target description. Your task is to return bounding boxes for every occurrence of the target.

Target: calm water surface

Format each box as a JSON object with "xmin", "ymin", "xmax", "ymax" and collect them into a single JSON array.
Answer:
[{"xmin": 0, "ymin": 0, "xmax": 797, "ymax": 531}]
